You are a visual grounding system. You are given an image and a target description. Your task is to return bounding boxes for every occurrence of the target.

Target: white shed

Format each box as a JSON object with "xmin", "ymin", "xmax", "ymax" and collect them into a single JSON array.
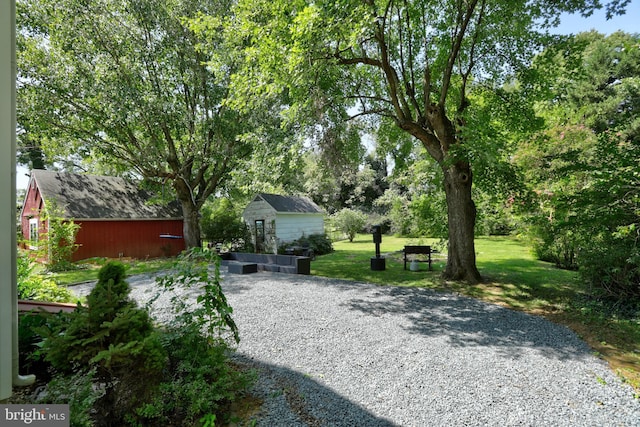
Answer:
[{"xmin": 242, "ymin": 193, "xmax": 325, "ymax": 253}]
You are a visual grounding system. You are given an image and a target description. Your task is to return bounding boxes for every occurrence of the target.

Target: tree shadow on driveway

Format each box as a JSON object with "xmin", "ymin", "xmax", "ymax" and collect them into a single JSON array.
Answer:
[
  {"xmin": 220, "ymin": 273, "xmax": 640, "ymax": 426},
  {"xmin": 341, "ymin": 284, "xmax": 592, "ymax": 362},
  {"xmin": 232, "ymin": 353, "xmax": 398, "ymax": 427},
  {"xmin": 222, "ymin": 271, "xmax": 593, "ymax": 363}
]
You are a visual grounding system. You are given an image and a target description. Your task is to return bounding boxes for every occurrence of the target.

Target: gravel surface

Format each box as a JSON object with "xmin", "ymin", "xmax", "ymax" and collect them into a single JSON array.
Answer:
[{"xmin": 71, "ymin": 270, "xmax": 640, "ymax": 426}]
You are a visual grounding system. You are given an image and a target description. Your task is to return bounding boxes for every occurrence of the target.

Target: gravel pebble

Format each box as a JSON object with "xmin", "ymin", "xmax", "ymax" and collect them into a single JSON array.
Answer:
[{"xmin": 71, "ymin": 270, "xmax": 640, "ymax": 426}]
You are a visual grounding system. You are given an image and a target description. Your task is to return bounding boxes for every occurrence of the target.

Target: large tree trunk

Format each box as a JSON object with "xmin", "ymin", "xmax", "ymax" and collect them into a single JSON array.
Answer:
[
  {"xmin": 181, "ymin": 200, "xmax": 201, "ymax": 249},
  {"xmin": 174, "ymin": 180, "xmax": 202, "ymax": 249},
  {"xmin": 442, "ymin": 162, "xmax": 482, "ymax": 284}
]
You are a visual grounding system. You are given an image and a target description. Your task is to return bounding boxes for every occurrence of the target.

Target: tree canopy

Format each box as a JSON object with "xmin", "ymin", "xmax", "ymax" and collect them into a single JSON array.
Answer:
[
  {"xmin": 17, "ymin": 0, "xmax": 293, "ymax": 247},
  {"xmin": 208, "ymin": 0, "xmax": 628, "ymax": 282}
]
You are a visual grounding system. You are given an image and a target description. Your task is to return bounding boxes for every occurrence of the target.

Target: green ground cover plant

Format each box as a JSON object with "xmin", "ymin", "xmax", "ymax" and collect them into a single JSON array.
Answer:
[
  {"xmin": 312, "ymin": 235, "xmax": 640, "ymax": 390},
  {"xmin": 17, "ymin": 252, "xmax": 76, "ymax": 303}
]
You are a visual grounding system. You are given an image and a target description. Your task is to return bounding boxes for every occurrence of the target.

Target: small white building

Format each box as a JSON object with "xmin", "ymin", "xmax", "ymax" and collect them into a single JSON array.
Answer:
[{"xmin": 242, "ymin": 193, "xmax": 325, "ymax": 253}]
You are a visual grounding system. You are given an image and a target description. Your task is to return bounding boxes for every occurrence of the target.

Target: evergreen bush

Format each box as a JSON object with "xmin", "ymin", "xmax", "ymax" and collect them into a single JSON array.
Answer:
[
  {"xmin": 22, "ymin": 253, "xmax": 251, "ymax": 426},
  {"xmin": 38, "ymin": 262, "xmax": 167, "ymax": 425}
]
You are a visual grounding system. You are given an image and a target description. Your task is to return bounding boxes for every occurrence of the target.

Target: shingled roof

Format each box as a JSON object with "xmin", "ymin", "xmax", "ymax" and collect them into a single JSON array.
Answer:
[
  {"xmin": 29, "ymin": 170, "xmax": 182, "ymax": 220},
  {"xmin": 253, "ymin": 193, "xmax": 323, "ymax": 214}
]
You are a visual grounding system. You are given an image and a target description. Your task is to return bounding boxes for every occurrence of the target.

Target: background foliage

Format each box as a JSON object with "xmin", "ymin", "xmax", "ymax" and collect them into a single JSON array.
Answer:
[{"xmin": 517, "ymin": 31, "xmax": 640, "ymax": 300}]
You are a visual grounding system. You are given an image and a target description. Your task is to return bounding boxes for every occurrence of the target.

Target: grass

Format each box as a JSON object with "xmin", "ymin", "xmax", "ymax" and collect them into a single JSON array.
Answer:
[
  {"xmin": 48, "ymin": 257, "xmax": 176, "ymax": 286},
  {"xmin": 311, "ymin": 234, "xmax": 446, "ymax": 287},
  {"xmin": 44, "ymin": 236, "xmax": 640, "ymax": 391},
  {"xmin": 312, "ymin": 235, "xmax": 640, "ymax": 390}
]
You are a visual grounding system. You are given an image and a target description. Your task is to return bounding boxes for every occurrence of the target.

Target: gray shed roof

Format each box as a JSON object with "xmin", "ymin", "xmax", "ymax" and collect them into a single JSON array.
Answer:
[
  {"xmin": 30, "ymin": 170, "xmax": 182, "ymax": 220},
  {"xmin": 254, "ymin": 193, "xmax": 323, "ymax": 214}
]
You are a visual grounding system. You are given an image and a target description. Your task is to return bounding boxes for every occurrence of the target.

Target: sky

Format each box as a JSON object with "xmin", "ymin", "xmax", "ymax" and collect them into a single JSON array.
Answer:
[
  {"xmin": 553, "ymin": 0, "xmax": 640, "ymax": 35},
  {"xmin": 14, "ymin": 1, "xmax": 640, "ymax": 191}
]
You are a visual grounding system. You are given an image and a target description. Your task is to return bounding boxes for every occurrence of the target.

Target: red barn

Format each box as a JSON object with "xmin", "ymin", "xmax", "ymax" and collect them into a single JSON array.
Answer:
[{"xmin": 20, "ymin": 170, "xmax": 185, "ymax": 261}]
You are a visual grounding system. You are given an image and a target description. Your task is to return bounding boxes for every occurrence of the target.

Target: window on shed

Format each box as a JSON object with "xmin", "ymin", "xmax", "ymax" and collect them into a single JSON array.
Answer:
[{"xmin": 29, "ymin": 218, "xmax": 39, "ymax": 249}]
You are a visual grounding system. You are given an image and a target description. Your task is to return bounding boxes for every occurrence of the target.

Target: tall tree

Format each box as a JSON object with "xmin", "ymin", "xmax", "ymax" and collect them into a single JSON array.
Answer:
[
  {"xmin": 16, "ymin": 0, "xmax": 274, "ymax": 248},
  {"xmin": 222, "ymin": 0, "xmax": 626, "ymax": 282},
  {"xmin": 518, "ymin": 31, "xmax": 640, "ymax": 299}
]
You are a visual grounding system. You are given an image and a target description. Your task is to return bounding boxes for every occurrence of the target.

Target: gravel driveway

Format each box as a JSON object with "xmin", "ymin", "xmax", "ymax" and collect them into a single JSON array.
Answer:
[{"xmin": 72, "ymin": 270, "xmax": 640, "ymax": 426}]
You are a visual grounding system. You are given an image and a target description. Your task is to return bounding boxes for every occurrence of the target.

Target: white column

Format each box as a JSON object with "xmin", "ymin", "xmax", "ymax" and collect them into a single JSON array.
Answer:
[
  {"xmin": 1, "ymin": 0, "xmax": 34, "ymax": 401},
  {"xmin": 0, "ymin": 0, "xmax": 17, "ymax": 401}
]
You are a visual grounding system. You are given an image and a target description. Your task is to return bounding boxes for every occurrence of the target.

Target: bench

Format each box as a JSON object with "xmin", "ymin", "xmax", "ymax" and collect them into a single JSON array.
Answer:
[{"xmin": 403, "ymin": 245, "xmax": 436, "ymax": 271}]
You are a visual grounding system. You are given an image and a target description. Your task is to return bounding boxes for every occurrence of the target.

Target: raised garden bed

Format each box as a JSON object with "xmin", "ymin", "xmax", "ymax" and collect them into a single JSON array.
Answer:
[{"xmin": 18, "ymin": 300, "xmax": 78, "ymax": 313}]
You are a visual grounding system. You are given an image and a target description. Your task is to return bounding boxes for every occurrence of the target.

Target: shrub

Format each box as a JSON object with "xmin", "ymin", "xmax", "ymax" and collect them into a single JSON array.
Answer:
[
  {"xmin": 17, "ymin": 251, "xmax": 34, "ymax": 283},
  {"xmin": 527, "ymin": 219, "xmax": 578, "ymax": 270},
  {"xmin": 18, "ymin": 276, "xmax": 76, "ymax": 302},
  {"xmin": 39, "ymin": 202, "xmax": 79, "ymax": 272},
  {"xmin": 278, "ymin": 233, "xmax": 333, "ymax": 256},
  {"xmin": 36, "ymin": 368, "xmax": 105, "ymax": 427},
  {"xmin": 134, "ymin": 248, "xmax": 252, "ymax": 424},
  {"xmin": 331, "ymin": 208, "xmax": 368, "ymax": 242},
  {"xmin": 133, "ymin": 324, "xmax": 254, "ymax": 426},
  {"xmin": 18, "ymin": 311, "xmax": 61, "ymax": 379},
  {"xmin": 22, "ymin": 252, "xmax": 251, "ymax": 426},
  {"xmin": 201, "ymin": 198, "xmax": 252, "ymax": 251},
  {"xmin": 17, "ymin": 252, "xmax": 76, "ymax": 302},
  {"xmin": 155, "ymin": 248, "xmax": 239, "ymax": 343},
  {"xmin": 38, "ymin": 262, "xmax": 167, "ymax": 425},
  {"xmin": 43, "ymin": 262, "xmax": 163, "ymax": 376},
  {"xmin": 305, "ymin": 233, "xmax": 333, "ymax": 255},
  {"xmin": 579, "ymin": 234, "xmax": 640, "ymax": 301},
  {"xmin": 386, "ymin": 196, "xmax": 413, "ymax": 236}
]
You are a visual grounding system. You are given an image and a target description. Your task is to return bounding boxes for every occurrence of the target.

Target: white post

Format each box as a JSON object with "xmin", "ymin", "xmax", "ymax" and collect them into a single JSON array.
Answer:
[
  {"xmin": 1, "ymin": 0, "xmax": 34, "ymax": 401},
  {"xmin": 0, "ymin": 0, "xmax": 16, "ymax": 401}
]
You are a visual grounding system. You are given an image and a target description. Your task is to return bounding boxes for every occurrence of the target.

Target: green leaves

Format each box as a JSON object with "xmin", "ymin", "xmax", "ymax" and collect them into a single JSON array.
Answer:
[
  {"xmin": 519, "ymin": 31, "xmax": 640, "ymax": 299},
  {"xmin": 155, "ymin": 248, "xmax": 240, "ymax": 344},
  {"xmin": 17, "ymin": 0, "xmax": 289, "ymax": 246},
  {"xmin": 331, "ymin": 208, "xmax": 368, "ymax": 242},
  {"xmin": 39, "ymin": 202, "xmax": 80, "ymax": 272}
]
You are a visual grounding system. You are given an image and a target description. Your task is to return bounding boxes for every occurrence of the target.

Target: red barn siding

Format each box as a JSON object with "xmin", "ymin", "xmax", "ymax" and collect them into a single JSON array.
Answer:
[
  {"xmin": 73, "ymin": 220, "xmax": 185, "ymax": 261},
  {"xmin": 20, "ymin": 174, "xmax": 185, "ymax": 261}
]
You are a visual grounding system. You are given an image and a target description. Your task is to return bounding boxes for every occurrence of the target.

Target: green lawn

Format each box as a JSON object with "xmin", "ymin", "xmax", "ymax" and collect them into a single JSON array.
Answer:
[
  {"xmin": 312, "ymin": 235, "xmax": 577, "ymax": 305},
  {"xmin": 49, "ymin": 257, "xmax": 176, "ymax": 286},
  {"xmin": 311, "ymin": 234, "xmax": 445, "ymax": 287}
]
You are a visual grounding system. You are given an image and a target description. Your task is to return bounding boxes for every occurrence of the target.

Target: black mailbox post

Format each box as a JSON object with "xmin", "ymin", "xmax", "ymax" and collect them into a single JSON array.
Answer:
[
  {"xmin": 370, "ymin": 225, "xmax": 386, "ymax": 271},
  {"xmin": 372, "ymin": 225, "xmax": 382, "ymax": 245}
]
